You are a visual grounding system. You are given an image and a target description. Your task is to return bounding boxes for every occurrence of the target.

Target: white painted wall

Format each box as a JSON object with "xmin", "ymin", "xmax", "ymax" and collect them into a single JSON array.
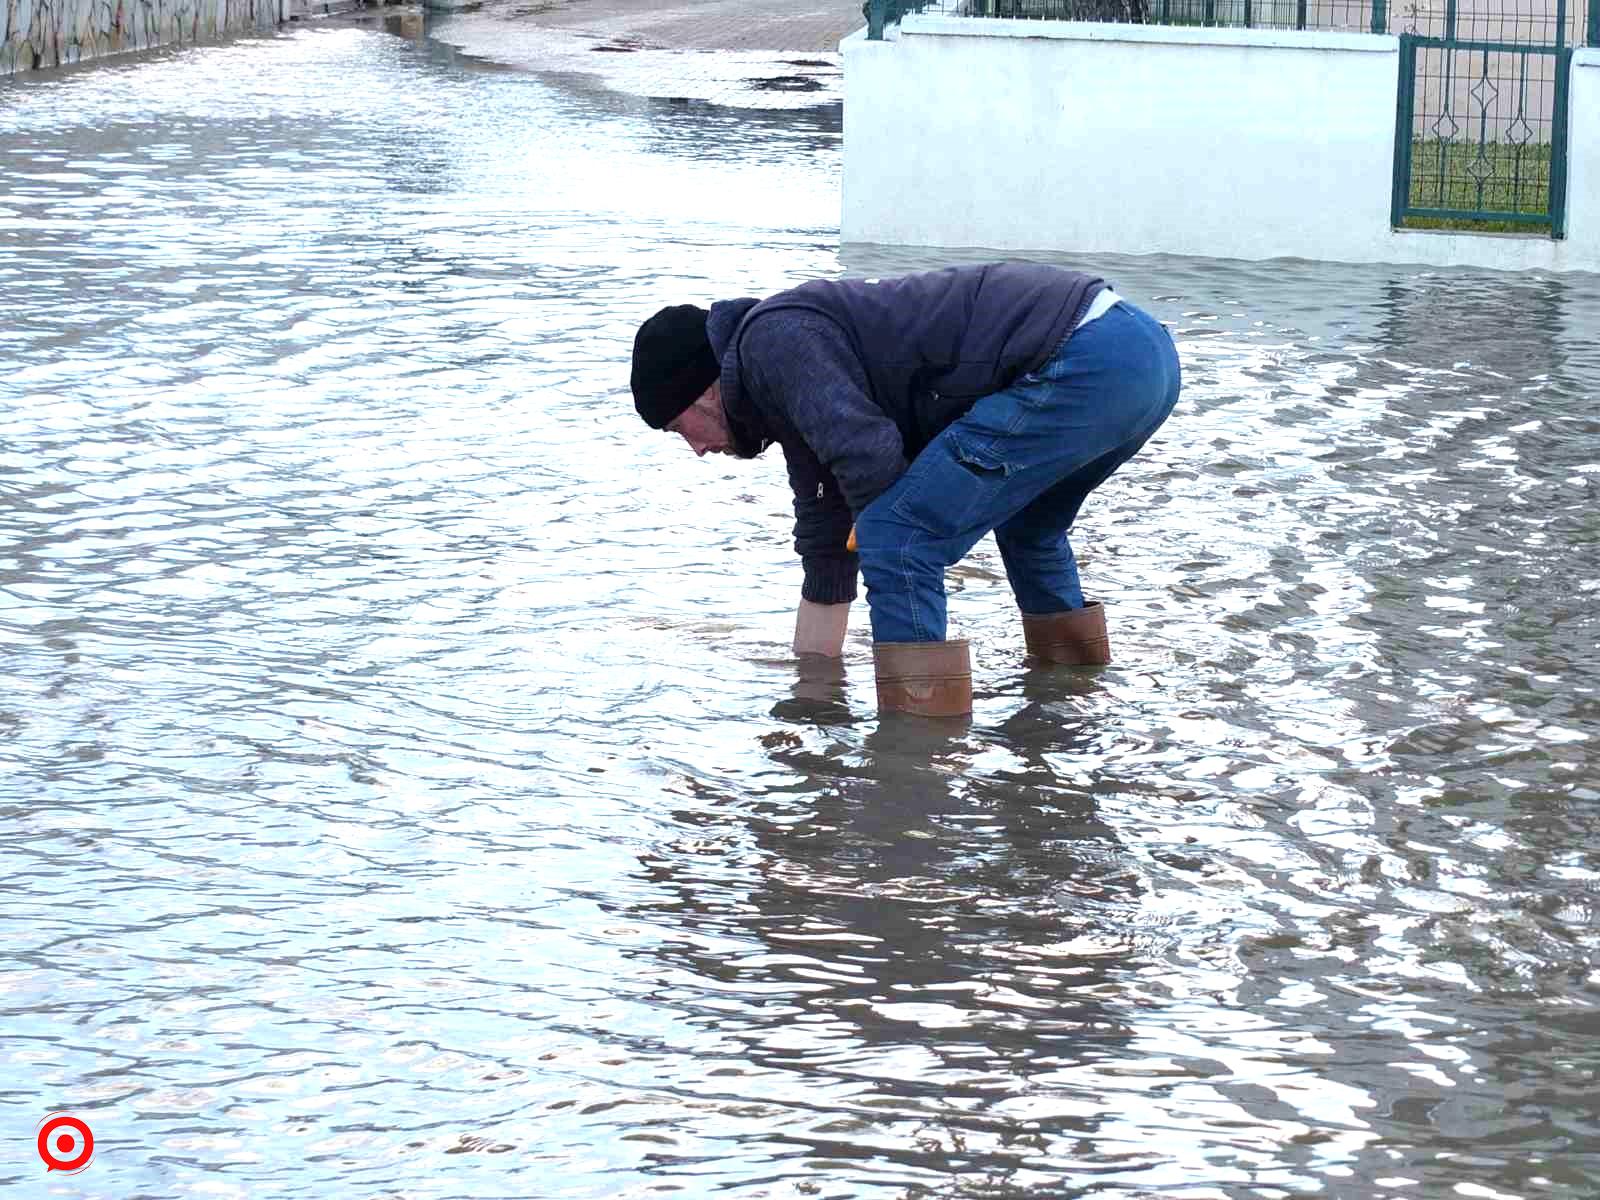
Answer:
[
  {"xmin": 843, "ymin": 17, "xmax": 1600, "ymax": 274},
  {"xmin": 1568, "ymin": 50, "xmax": 1600, "ymax": 253}
]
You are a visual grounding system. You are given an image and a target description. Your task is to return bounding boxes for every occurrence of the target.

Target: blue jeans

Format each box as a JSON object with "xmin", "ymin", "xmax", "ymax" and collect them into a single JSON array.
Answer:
[{"xmin": 854, "ymin": 300, "xmax": 1180, "ymax": 644}]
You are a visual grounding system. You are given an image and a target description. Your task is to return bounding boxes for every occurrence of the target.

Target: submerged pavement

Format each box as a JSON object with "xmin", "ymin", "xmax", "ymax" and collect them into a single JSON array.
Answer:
[
  {"xmin": 421, "ymin": 0, "xmax": 861, "ymax": 106},
  {"xmin": 9, "ymin": 19, "xmax": 1600, "ymax": 1199}
]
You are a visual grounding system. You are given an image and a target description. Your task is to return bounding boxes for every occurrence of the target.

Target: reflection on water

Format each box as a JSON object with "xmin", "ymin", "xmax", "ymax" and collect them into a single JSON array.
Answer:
[{"xmin": 3, "ymin": 22, "xmax": 1599, "ymax": 1200}]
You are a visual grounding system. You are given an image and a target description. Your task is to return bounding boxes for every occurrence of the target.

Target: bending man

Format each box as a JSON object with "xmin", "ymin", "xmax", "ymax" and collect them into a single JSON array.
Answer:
[{"xmin": 627, "ymin": 262, "xmax": 1181, "ymax": 717}]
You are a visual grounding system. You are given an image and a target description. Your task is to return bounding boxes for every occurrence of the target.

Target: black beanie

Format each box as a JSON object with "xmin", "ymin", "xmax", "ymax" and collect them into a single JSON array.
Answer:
[{"xmin": 631, "ymin": 304, "xmax": 719, "ymax": 429}]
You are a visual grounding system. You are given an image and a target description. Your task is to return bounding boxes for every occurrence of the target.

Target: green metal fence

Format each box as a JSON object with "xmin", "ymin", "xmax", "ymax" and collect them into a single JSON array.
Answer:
[
  {"xmin": 866, "ymin": 0, "xmax": 1593, "ymax": 39},
  {"xmin": 866, "ymin": 0, "xmax": 1393, "ymax": 34}
]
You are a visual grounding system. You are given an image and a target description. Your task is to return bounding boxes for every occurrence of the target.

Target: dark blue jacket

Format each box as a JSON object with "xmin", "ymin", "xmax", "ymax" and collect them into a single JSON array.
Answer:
[{"xmin": 705, "ymin": 262, "xmax": 1105, "ymax": 603}]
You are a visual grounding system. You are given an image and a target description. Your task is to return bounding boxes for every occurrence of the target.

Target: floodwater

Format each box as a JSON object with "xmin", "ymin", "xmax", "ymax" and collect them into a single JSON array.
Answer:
[{"xmin": 2, "ymin": 21, "xmax": 1599, "ymax": 1200}]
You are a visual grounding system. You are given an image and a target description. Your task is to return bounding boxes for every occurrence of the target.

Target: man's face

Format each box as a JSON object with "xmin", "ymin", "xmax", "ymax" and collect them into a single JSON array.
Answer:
[{"xmin": 666, "ymin": 383, "xmax": 731, "ymax": 457}]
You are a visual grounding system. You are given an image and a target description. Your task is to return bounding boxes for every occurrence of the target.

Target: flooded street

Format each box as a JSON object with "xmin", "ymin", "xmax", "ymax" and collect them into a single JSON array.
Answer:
[{"xmin": 3, "ymin": 21, "xmax": 1600, "ymax": 1199}]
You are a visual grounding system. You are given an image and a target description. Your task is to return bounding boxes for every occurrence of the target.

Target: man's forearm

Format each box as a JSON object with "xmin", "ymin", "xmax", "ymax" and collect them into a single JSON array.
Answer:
[{"xmin": 794, "ymin": 598, "xmax": 850, "ymax": 657}]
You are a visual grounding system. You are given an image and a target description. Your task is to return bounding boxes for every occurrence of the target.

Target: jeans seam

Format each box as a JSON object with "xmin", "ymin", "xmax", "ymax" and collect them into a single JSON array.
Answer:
[{"xmin": 903, "ymin": 538, "xmax": 927, "ymax": 642}]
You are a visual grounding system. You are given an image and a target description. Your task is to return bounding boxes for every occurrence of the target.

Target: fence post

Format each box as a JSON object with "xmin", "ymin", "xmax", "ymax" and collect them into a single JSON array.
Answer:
[
  {"xmin": 1371, "ymin": 0, "xmax": 1387, "ymax": 33},
  {"xmin": 1552, "ymin": 49, "xmax": 1571, "ymax": 236},
  {"xmin": 868, "ymin": 0, "xmax": 886, "ymax": 39},
  {"xmin": 1589, "ymin": 0, "xmax": 1598, "ymax": 45},
  {"xmin": 1392, "ymin": 37, "xmax": 1416, "ymax": 226}
]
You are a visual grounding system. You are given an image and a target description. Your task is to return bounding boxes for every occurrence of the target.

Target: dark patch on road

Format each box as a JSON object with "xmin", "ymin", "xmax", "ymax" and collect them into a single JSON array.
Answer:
[
  {"xmin": 590, "ymin": 35, "xmax": 651, "ymax": 51},
  {"xmin": 748, "ymin": 74, "xmax": 825, "ymax": 91}
]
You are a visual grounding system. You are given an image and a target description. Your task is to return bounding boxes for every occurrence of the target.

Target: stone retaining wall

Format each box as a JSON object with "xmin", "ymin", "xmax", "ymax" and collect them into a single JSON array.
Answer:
[{"xmin": 1, "ymin": 0, "xmax": 285, "ymax": 75}]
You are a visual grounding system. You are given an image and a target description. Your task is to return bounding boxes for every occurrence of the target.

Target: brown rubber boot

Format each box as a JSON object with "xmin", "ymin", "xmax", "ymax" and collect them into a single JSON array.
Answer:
[
  {"xmin": 872, "ymin": 640, "xmax": 972, "ymax": 717},
  {"xmin": 1021, "ymin": 602, "xmax": 1111, "ymax": 665}
]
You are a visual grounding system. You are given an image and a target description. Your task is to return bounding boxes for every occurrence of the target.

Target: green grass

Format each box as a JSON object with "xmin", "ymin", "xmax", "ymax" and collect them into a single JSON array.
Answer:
[{"xmin": 1399, "ymin": 137, "xmax": 1554, "ymax": 232}]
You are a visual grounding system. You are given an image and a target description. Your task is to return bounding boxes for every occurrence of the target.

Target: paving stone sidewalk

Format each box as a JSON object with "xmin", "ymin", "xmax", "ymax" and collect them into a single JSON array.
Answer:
[
  {"xmin": 480, "ymin": 0, "xmax": 866, "ymax": 52},
  {"xmin": 421, "ymin": 0, "xmax": 864, "ymax": 106}
]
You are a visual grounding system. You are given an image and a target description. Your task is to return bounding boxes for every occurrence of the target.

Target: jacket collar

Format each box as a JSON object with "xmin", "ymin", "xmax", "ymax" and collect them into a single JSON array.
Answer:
[{"xmin": 706, "ymin": 298, "xmax": 771, "ymax": 458}]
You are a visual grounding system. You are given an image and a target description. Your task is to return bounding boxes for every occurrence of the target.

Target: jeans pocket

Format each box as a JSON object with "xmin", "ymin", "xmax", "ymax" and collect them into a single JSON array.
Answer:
[{"xmin": 890, "ymin": 431, "xmax": 1013, "ymax": 539}]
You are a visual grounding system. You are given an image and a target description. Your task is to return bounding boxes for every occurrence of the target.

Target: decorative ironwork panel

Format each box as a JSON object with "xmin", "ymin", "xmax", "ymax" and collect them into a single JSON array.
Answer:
[{"xmin": 1391, "ymin": 0, "xmax": 1575, "ymax": 236}]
